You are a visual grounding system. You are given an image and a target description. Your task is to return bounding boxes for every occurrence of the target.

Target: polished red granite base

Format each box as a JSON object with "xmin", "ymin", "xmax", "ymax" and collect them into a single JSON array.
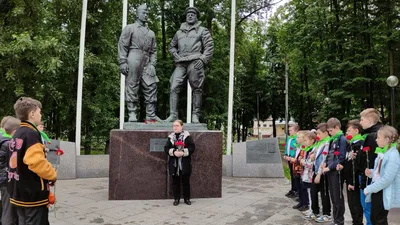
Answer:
[{"xmin": 109, "ymin": 130, "xmax": 222, "ymax": 200}]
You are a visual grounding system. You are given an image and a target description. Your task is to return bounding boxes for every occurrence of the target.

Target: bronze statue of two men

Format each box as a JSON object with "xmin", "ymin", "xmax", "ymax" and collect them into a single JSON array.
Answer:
[{"xmin": 118, "ymin": 4, "xmax": 214, "ymax": 123}]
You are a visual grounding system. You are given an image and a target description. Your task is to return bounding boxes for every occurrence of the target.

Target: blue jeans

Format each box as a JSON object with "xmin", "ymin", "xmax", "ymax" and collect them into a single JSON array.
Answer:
[{"xmin": 359, "ymin": 176, "xmax": 372, "ymax": 225}]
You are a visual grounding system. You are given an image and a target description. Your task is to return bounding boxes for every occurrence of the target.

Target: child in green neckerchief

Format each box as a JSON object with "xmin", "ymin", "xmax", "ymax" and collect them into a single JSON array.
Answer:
[
  {"xmin": 322, "ymin": 118, "xmax": 348, "ymax": 225},
  {"xmin": 344, "ymin": 120, "xmax": 364, "ymax": 225},
  {"xmin": 359, "ymin": 108, "xmax": 383, "ymax": 225},
  {"xmin": 364, "ymin": 125, "xmax": 400, "ymax": 224},
  {"xmin": 1, "ymin": 116, "xmax": 13, "ymax": 138},
  {"xmin": 301, "ymin": 131, "xmax": 318, "ymax": 220},
  {"xmin": 0, "ymin": 116, "xmax": 20, "ymax": 225},
  {"xmin": 313, "ymin": 123, "xmax": 332, "ymax": 223},
  {"xmin": 37, "ymin": 122, "xmax": 51, "ymax": 145},
  {"xmin": 283, "ymin": 124, "xmax": 300, "ymax": 198}
]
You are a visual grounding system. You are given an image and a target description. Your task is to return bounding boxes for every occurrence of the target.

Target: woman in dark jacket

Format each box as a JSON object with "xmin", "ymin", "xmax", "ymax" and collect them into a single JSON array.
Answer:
[{"xmin": 164, "ymin": 120, "xmax": 195, "ymax": 206}]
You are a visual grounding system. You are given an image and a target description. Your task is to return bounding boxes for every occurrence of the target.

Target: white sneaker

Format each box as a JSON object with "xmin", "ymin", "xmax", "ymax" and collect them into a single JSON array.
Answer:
[
  {"xmin": 303, "ymin": 213, "xmax": 316, "ymax": 220},
  {"xmin": 302, "ymin": 209, "xmax": 312, "ymax": 215},
  {"xmin": 315, "ymin": 215, "xmax": 331, "ymax": 223}
]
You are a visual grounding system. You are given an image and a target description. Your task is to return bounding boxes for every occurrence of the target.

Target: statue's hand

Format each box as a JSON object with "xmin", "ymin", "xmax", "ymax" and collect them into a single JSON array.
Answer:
[
  {"xmin": 194, "ymin": 60, "xmax": 204, "ymax": 69},
  {"xmin": 146, "ymin": 65, "xmax": 156, "ymax": 77},
  {"xmin": 120, "ymin": 63, "xmax": 129, "ymax": 75},
  {"xmin": 173, "ymin": 52, "xmax": 181, "ymax": 61}
]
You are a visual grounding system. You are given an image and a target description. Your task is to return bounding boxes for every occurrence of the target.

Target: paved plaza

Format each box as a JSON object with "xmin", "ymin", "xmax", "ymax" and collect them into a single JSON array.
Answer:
[{"xmin": 49, "ymin": 177, "xmax": 400, "ymax": 225}]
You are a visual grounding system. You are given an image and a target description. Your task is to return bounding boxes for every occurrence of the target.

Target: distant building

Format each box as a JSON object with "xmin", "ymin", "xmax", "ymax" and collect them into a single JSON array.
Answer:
[{"xmin": 253, "ymin": 117, "xmax": 296, "ymax": 138}]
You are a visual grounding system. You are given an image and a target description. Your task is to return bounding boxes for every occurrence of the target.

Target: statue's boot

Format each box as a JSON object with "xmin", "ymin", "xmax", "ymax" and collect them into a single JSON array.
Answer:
[
  {"xmin": 191, "ymin": 91, "xmax": 202, "ymax": 123},
  {"xmin": 127, "ymin": 102, "xmax": 138, "ymax": 122},
  {"xmin": 145, "ymin": 103, "xmax": 161, "ymax": 123},
  {"xmin": 164, "ymin": 92, "xmax": 179, "ymax": 122}
]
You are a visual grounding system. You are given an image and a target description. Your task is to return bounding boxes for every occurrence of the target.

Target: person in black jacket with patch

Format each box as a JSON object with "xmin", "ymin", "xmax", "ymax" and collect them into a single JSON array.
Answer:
[
  {"xmin": 8, "ymin": 97, "xmax": 57, "ymax": 225},
  {"xmin": 164, "ymin": 120, "xmax": 195, "ymax": 206},
  {"xmin": 344, "ymin": 120, "xmax": 364, "ymax": 225},
  {"xmin": 359, "ymin": 108, "xmax": 383, "ymax": 225},
  {"xmin": 322, "ymin": 118, "xmax": 348, "ymax": 225},
  {"xmin": 0, "ymin": 116, "xmax": 20, "ymax": 225}
]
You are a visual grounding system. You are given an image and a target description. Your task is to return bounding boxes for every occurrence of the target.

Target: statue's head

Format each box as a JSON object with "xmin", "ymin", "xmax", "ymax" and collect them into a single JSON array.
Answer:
[
  {"xmin": 136, "ymin": 3, "xmax": 148, "ymax": 23},
  {"xmin": 185, "ymin": 7, "xmax": 199, "ymax": 25}
]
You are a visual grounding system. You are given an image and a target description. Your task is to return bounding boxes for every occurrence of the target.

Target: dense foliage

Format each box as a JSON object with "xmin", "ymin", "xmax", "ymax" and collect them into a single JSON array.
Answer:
[{"xmin": 1, "ymin": 0, "xmax": 398, "ymax": 153}]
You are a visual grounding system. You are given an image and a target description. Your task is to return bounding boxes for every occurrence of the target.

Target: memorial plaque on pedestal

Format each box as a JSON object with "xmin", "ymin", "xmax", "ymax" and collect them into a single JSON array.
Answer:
[
  {"xmin": 46, "ymin": 139, "xmax": 61, "ymax": 165},
  {"xmin": 233, "ymin": 138, "xmax": 284, "ymax": 178},
  {"xmin": 246, "ymin": 139, "xmax": 280, "ymax": 164},
  {"xmin": 149, "ymin": 138, "xmax": 168, "ymax": 152}
]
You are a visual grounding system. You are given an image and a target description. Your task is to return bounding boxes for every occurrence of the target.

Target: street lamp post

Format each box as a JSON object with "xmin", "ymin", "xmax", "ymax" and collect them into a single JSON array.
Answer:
[
  {"xmin": 256, "ymin": 91, "xmax": 261, "ymax": 140},
  {"xmin": 386, "ymin": 75, "xmax": 399, "ymax": 127},
  {"xmin": 324, "ymin": 97, "xmax": 331, "ymax": 120}
]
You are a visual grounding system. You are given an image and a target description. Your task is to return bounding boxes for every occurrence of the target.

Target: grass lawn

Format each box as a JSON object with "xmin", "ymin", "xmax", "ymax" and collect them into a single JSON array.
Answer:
[
  {"xmin": 80, "ymin": 149, "xmax": 105, "ymax": 155},
  {"xmin": 282, "ymin": 162, "xmax": 291, "ymax": 180}
]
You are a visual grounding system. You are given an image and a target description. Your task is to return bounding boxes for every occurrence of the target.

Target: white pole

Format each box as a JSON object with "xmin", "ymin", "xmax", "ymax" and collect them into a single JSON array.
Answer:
[
  {"xmin": 285, "ymin": 58, "xmax": 289, "ymax": 142},
  {"xmin": 76, "ymin": 0, "xmax": 88, "ymax": 156},
  {"xmin": 119, "ymin": 0, "xmax": 128, "ymax": 129},
  {"xmin": 186, "ymin": 0, "xmax": 194, "ymax": 123},
  {"xmin": 226, "ymin": 0, "xmax": 236, "ymax": 155}
]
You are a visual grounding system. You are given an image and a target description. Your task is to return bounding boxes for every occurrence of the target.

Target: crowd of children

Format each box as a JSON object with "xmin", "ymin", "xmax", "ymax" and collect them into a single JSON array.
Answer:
[
  {"xmin": 0, "ymin": 97, "xmax": 56, "ymax": 225},
  {"xmin": 284, "ymin": 108, "xmax": 400, "ymax": 225}
]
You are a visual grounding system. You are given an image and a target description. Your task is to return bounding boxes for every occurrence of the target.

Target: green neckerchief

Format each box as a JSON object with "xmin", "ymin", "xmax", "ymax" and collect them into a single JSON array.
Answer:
[
  {"xmin": 362, "ymin": 134, "xmax": 368, "ymax": 140},
  {"xmin": 0, "ymin": 129, "xmax": 3, "ymax": 135},
  {"xmin": 349, "ymin": 134, "xmax": 364, "ymax": 143},
  {"xmin": 316, "ymin": 136, "xmax": 330, "ymax": 148},
  {"xmin": 375, "ymin": 143, "xmax": 397, "ymax": 154},
  {"xmin": 290, "ymin": 134, "xmax": 297, "ymax": 139},
  {"xmin": 304, "ymin": 143, "xmax": 315, "ymax": 152},
  {"xmin": 330, "ymin": 130, "xmax": 343, "ymax": 142},
  {"xmin": 2, "ymin": 133, "xmax": 12, "ymax": 138},
  {"xmin": 40, "ymin": 131, "xmax": 51, "ymax": 143}
]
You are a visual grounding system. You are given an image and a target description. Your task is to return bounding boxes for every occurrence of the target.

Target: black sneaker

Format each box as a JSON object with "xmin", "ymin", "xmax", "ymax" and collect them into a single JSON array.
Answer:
[
  {"xmin": 293, "ymin": 203, "xmax": 302, "ymax": 209},
  {"xmin": 285, "ymin": 191, "xmax": 294, "ymax": 197},
  {"xmin": 298, "ymin": 205, "xmax": 309, "ymax": 212}
]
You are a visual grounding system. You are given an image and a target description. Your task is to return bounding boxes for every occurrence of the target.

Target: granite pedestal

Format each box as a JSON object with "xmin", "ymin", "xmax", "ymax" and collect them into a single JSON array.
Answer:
[{"xmin": 109, "ymin": 128, "xmax": 222, "ymax": 200}]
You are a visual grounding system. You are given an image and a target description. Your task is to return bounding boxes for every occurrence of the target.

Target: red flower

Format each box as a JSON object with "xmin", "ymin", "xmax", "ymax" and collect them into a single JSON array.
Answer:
[
  {"xmin": 362, "ymin": 146, "xmax": 370, "ymax": 152},
  {"xmin": 322, "ymin": 151, "xmax": 328, "ymax": 155},
  {"xmin": 290, "ymin": 147, "xmax": 293, "ymax": 150},
  {"xmin": 315, "ymin": 136, "xmax": 321, "ymax": 141},
  {"xmin": 346, "ymin": 135, "xmax": 353, "ymax": 141},
  {"xmin": 301, "ymin": 145, "xmax": 305, "ymax": 149},
  {"xmin": 55, "ymin": 149, "xmax": 64, "ymax": 156},
  {"xmin": 282, "ymin": 143, "xmax": 286, "ymax": 147},
  {"xmin": 334, "ymin": 151, "xmax": 340, "ymax": 156},
  {"xmin": 174, "ymin": 141, "xmax": 185, "ymax": 147}
]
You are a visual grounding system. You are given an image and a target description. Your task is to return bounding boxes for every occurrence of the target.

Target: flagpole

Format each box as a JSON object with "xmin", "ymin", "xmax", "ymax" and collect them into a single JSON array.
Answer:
[
  {"xmin": 186, "ymin": 0, "xmax": 194, "ymax": 123},
  {"xmin": 226, "ymin": 0, "xmax": 236, "ymax": 155},
  {"xmin": 285, "ymin": 57, "xmax": 289, "ymax": 142},
  {"xmin": 119, "ymin": 0, "xmax": 128, "ymax": 129},
  {"xmin": 75, "ymin": 0, "xmax": 88, "ymax": 156}
]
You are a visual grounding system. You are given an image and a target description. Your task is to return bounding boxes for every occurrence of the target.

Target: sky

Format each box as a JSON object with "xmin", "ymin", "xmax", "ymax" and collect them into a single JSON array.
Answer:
[{"xmin": 267, "ymin": 0, "xmax": 290, "ymax": 20}]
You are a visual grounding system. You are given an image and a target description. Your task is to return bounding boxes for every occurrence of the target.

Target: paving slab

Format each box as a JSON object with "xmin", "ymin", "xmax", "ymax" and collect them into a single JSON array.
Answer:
[{"xmin": 48, "ymin": 177, "xmax": 400, "ymax": 225}]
